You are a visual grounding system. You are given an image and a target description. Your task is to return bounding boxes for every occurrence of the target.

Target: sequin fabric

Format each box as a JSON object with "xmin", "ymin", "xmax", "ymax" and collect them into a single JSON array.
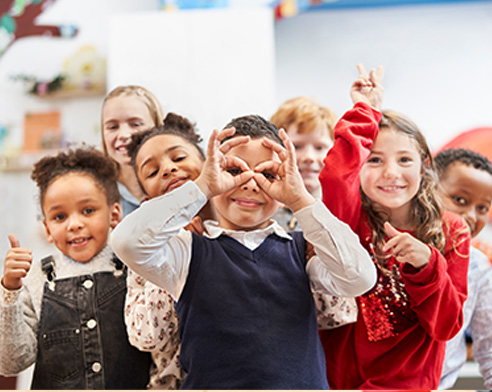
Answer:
[{"xmin": 359, "ymin": 256, "xmax": 418, "ymax": 342}]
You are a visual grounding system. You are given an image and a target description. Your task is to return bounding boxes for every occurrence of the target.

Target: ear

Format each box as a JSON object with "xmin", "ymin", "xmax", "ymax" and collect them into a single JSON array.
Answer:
[
  {"xmin": 109, "ymin": 203, "xmax": 122, "ymax": 229},
  {"xmin": 43, "ymin": 220, "xmax": 54, "ymax": 243}
]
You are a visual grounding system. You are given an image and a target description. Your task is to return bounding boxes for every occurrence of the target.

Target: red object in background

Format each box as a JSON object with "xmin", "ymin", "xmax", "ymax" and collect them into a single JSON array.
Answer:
[{"xmin": 436, "ymin": 127, "xmax": 492, "ymax": 161}]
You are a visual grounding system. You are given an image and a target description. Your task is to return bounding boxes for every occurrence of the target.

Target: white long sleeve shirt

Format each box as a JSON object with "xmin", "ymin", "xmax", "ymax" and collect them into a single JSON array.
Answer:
[{"xmin": 111, "ymin": 181, "xmax": 376, "ymax": 301}]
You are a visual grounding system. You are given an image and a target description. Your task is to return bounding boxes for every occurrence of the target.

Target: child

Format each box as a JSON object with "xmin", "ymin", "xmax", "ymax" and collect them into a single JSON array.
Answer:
[
  {"xmin": 124, "ymin": 113, "xmax": 208, "ymax": 389},
  {"xmin": 111, "ymin": 114, "xmax": 377, "ymax": 389},
  {"xmin": 101, "ymin": 86, "xmax": 185, "ymax": 389},
  {"xmin": 101, "ymin": 85, "xmax": 165, "ymax": 216},
  {"xmin": 270, "ymin": 97, "xmax": 356, "ymax": 326},
  {"xmin": 319, "ymin": 64, "xmax": 471, "ymax": 389},
  {"xmin": 0, "ymin": 146, "xmax": 151, "ymax": 389},
  {"xmin": 435, "ymin": 148, "xmax": 492, "ymax": 390},
  {"xmin": 270, "ymin": 96, "xmax": 337, "ymax": 231}
]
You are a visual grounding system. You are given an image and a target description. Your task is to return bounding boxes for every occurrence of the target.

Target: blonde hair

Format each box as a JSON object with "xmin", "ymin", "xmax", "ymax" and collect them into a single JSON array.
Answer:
[
  {"xmin": 270, "ymin": 96, "xmax": 337, "ymax": 140},
  {"xmin": 101, "ymin": 85, "xmax": 165, "ymax": 157},
  {"xmin": 361, "ymin": 110, "xmax": 447, "ymax": 273}
]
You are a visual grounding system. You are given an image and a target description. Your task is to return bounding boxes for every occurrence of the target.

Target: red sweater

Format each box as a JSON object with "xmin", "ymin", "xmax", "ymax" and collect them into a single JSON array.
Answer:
[{"xmin": 319, "ymin": 102, "xmax": 470, "ymax": 389}]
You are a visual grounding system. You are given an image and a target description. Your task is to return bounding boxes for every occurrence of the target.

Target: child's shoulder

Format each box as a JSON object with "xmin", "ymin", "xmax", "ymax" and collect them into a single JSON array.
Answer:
[{"xmin": 441, "ymin": 210, "xmax": 468, "ymax": 232}]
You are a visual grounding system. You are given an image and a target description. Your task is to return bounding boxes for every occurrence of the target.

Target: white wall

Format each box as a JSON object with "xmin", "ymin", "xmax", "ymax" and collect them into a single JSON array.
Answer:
[
  {"xmin": 1, "ymin": 1, "xmax": 492, "ymax": 389},
  {"xmin": 274, "ymin": 1, "xmax": 492, "ymax": 150}
]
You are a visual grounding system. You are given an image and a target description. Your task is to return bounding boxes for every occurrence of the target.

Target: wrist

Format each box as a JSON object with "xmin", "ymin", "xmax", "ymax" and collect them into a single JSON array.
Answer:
[
  {"xmin": 194, "ymin": 177, "xmax": 212, "ymax": 200},
  {"xmin": 287, "ymin": 193, "xmax": 316, "ymax": 213}
]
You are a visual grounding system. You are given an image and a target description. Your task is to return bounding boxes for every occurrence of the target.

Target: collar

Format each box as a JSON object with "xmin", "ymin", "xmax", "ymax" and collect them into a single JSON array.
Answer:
[{"xmin": 203, "ymin": 219, "xmax": 292, "ymax": 241}]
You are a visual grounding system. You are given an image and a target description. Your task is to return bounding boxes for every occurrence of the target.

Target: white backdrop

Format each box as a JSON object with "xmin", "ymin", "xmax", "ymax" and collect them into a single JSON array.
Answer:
[{"xmin": 108, "ymin": 7, "xmax": 276, "ymax": 140}]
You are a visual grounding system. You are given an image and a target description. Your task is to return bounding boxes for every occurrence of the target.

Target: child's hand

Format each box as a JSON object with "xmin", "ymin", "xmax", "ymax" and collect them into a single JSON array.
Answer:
[
  {"xmin": 254, "ymin": 128, "xmax": 315, "ymax": 212},
  {"xmin": 2, "ymin": 234, "xmax": 33, "ymax": 290},
  {"xmin": 195, "ymin": 127, "xmax": 254, "ymax": 199},
  {"xmin": 350, "ymin": 63, "xmax": 384, "ymax": 110},
  {"xmin": 383, "ymin": 222, "xmax": 431, "ymax": 269}
]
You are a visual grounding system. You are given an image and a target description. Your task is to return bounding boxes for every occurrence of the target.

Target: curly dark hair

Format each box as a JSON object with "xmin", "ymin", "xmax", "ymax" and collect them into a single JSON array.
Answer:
[
  {"xmin": 127, "ymin": 112, "xmax": 204, "ymax": 170},
  {"xmin": 31, "ymin": 145, "xmax": 120, "ymax": 212},
  {"xmin": 222, "ymin": 114, "xmax": 284, "ymax": 147},
  {"xmin": 434, "ymin": 148, "xmax": 492, "ymax": 179}
]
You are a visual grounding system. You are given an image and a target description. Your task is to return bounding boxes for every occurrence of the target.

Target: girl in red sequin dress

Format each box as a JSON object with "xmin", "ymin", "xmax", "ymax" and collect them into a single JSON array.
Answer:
[{"xmin": 319, "ymin": 64, "xmax": 470, "ymax": 389}]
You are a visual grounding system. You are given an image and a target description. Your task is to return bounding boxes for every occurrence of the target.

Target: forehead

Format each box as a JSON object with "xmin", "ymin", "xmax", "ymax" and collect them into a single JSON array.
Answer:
[
  {"xmin": 225, "ymin": 137, "xmax": 281, "ymax": 165},
  {"xmin": 137, "ymin": 134, "xmax": 197, "ymax": 162},
  {"xmin": 373, "ymin": 128, "xmax": 419, "ymax": 153},
  {"xmin": 103, "ymin": 95, "xmax": 152, "ymax": 118},
  {"xmin": 287, "ymin": 123, "xmax": 331, "ymax": 139},
  {"xmin": 443, "ymin": 162, "xmax": 492, "ymax": 196},
  {"xmin": 43, "ymin": 173, "xmax": 106, "ymax": 207}
]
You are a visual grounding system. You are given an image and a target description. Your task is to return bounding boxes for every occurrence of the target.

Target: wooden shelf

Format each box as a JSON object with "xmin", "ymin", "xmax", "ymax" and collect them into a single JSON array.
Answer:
[
  {"xmin": 0, "ymin": 150, "xmax": 59, "ymax": 172},
  {"xmin": 34, "ymin": 88, "xmax": 105, "ymax": 100}
]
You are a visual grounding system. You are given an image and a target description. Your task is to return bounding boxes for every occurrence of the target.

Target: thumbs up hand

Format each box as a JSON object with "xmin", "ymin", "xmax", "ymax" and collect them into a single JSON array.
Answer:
[
  {"xmin": 383, "ymin": 222, "xmax": 431, "ymax": 269},
  {"xmin": 2, "ymin": 234, "xmax": 33, "ymax": 290}
]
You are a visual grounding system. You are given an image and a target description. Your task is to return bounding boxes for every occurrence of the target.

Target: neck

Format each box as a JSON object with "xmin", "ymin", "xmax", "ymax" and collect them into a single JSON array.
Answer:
[{"xmin": 118, "ymin": 165, "xmax": 145, "ymax": 202}]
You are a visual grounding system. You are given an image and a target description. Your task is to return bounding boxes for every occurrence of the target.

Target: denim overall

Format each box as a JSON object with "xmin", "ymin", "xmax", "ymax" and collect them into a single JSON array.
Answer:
[{"xmin": 31, "ymin": 255, "xmax": 151, "ymax": 389}]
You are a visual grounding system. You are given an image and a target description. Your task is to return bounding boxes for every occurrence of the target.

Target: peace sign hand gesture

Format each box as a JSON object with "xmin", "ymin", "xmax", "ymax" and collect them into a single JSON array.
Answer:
[{"xmin": 350, "ymin": 63, "xmax": 385, "ymax": 110}]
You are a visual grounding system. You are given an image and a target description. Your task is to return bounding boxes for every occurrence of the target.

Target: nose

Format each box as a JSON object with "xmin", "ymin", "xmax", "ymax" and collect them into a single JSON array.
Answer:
[
  {"xmin": 161, "ymin": 161, "xmax": 178, "ymax": 178},
  {"xmin": 242, "ymin": 177, "xmax": 259, "ymax": 192},
  {"xmin": 298, "ymin": 145, "xmax": 315, "ymax": 164},
  {"xmin": 117, "ymin": 124, "xmax": 133, "ymax": 140},
  {"xmin": 67, "ymin": 215, "xmax": 83, "ymax": 231},
  {"xmin": 382, "ymin": 161, "xmax": 399, "ymax": 179}
]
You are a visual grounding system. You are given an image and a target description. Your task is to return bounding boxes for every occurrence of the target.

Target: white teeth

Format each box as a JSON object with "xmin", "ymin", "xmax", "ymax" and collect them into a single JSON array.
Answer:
[
  {"xmin": 382, "ymin": 186, "xmax": 402, "ymax": 191},
  {"xmin": 71, "ymin": 238, "xmax": 86, "ymax": 243}
]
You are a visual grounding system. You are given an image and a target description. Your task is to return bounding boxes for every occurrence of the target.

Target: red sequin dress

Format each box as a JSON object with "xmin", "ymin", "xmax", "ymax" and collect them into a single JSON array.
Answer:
[{"xmin": 319, "ymin": 102, "xmax": 470, "ymax": 389}]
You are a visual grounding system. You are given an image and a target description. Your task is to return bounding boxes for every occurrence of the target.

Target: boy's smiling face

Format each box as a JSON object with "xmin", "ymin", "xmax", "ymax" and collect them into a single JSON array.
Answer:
[
  {"xmin": 213, "ymin": 137, "xmax": 281, "ymax": 231},
  {"xmin": 438, "ymin": 161, "xmax": 492, "ymax": 238}
]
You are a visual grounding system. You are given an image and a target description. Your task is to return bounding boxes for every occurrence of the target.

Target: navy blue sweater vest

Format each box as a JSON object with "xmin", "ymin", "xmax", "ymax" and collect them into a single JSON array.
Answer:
[{"xmin": 175, "ymin": 232, "xmax": 328, "ymax": 389}]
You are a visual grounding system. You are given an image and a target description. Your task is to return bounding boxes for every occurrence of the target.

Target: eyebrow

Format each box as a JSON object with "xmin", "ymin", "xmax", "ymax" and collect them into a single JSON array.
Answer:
[
  {"xmin": 46, "ymin": 197, "xmax": 99, "ymax": 212},
  {"xmin": 140, "ymin": 145, "xmax": 183, "ymax": 170}
]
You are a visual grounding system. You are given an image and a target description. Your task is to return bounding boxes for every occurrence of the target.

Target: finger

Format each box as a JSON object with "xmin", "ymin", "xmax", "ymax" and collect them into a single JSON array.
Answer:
[
  {"xmin": 384, "ymin": 221, "xmax": 400, "ymax": 238},
  {"xmin": 5, "ymin": 268, "xmax": 29, "ymax": 279},
  {"xmin": 278, "ymin": 128, "xmax": 297, "ymax": 165},
  {"xmin": 216, "ymin": 127, "xmax": 236, "ymax": 142},
  {"xmin": 357, "ymin": 63, "xmax": 368, "ymax": 78},
  {"xmin": 254, "ymin": 160, "xmax": 282, "ymax": 176},
  {"xmin": 8, "ymin": 233, "xmax": 20, "ymax": 248},
  {"xmin": 234, "ymin": 171, "xmax": 255, "ymax": 187},
  {"xmin": 261, "ymin": 136, "xmax": 287, "ymax": 161},
  {"xmin": 375, "ymin": 65, "xmax": 385, "ymax": 83},
  {"xmin": 253, "ymin": 172, "xmax": 272, "ymax": 192},
  {"xmin": 219, "ymin": 135, "xmax": 250, "ymax": 154},
  {"xmin": 6, "ymin": 251, "xmax": 32, "ymax": 262},
  {"xmin": 223, "ymin": 155, "xmax": 250, "ymax": 172},
  {"xmin": 369, "ymin": 66, "xmax": 384, "ymax": 86},
  {"xmin": 206, "ymin": 129, "xmax": 220, "ymax": 159}
]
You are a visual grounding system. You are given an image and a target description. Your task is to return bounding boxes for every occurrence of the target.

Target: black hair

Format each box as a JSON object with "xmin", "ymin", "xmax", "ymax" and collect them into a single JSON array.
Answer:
[
  {"xmin": 127, "ymin": 112, "xmax": 204, "ymax": 169},
  {"xmin": 435, "ymin": 148, "xmax": 492, "ymax": 179},
  {"xmin": 222, "ymin": 114, "xmax": 284, "ymax": 147},
  {"xmin": 31, "ymin": 145, "xmax": 120, "ymax": 211}
]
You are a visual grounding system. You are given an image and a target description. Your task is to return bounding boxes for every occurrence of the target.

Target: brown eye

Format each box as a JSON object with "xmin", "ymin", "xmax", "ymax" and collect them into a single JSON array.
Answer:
[{"xmin": 227, "ymin": 167, "xmax": 242, "ymax": 176}]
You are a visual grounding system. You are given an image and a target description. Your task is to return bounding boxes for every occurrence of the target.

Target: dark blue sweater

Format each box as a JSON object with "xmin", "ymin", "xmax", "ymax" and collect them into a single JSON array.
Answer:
[{"xmin": 175, "ymin": 232, "xmax": 328, "ymax": 389}]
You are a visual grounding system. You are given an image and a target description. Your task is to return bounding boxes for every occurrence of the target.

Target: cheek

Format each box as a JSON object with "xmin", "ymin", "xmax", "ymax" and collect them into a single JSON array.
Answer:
[{"xmin": 476, "ymin": 215, "xmax": 487, "ymax": 234}]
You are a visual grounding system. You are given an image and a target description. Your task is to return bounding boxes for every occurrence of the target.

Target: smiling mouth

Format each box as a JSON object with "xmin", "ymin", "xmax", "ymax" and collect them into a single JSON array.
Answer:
[
  {"xmin": 166, "ymin": 177, "xmax": 188, "ymax": 193},
  {"xmin": 115, "ymin": 145, "xmax": 128, "ymax": 154},
  {"xmin": 68, "ymin": 237, "xmax": 91, "ymax": 247},
  {"xmin": 379, "ymin": 185, "xmax": 405, "ymax": 193},
  {"xmin": 232, "ymin": 198, "xmax": 262, "ymax": 208}
]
